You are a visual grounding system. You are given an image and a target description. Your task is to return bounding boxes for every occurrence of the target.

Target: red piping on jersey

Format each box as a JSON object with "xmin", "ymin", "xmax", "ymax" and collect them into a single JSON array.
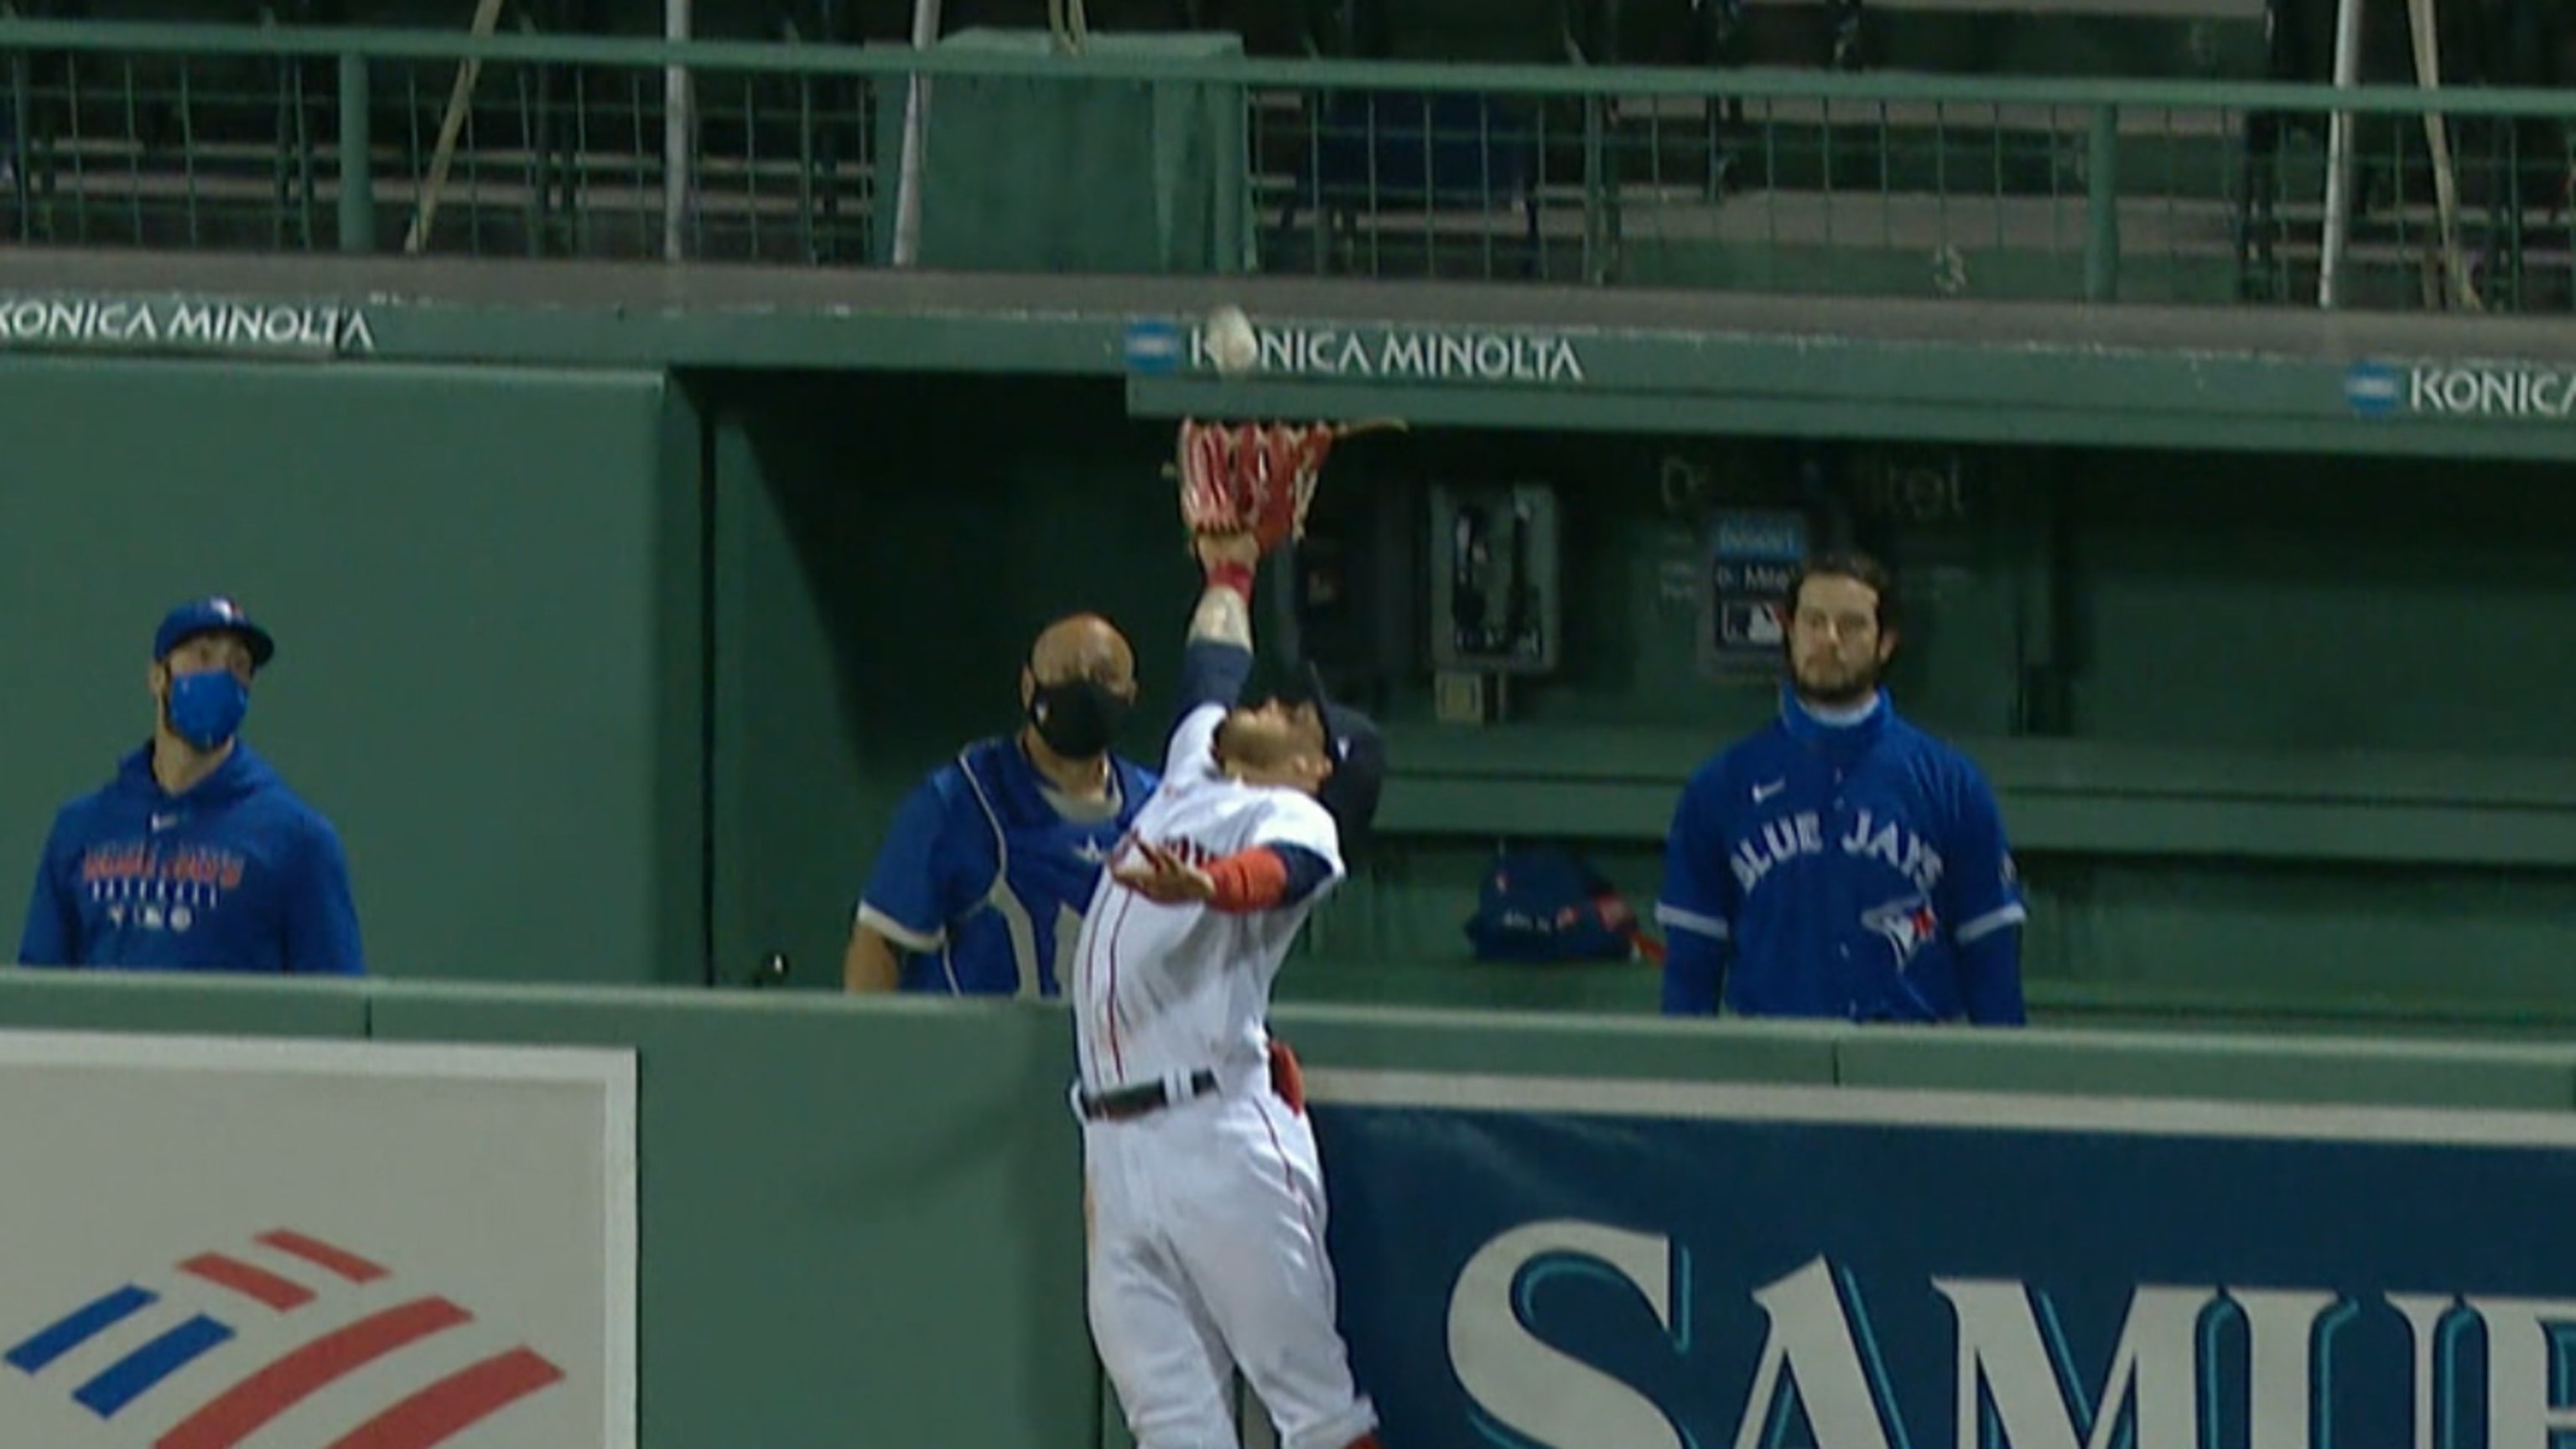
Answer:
[
  {"xmin": 1253, "ymin": 1097, "xmax": 1326, "ymax": 1282},
  {"xmin": 1100, "ymin": 888, "xmax": 1136, "ymax": 1079}
]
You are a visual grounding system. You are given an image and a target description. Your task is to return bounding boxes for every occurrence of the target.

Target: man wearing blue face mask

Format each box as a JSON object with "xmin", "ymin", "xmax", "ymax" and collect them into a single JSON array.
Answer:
[{"xmin": 14, "ymin": 598, "xmax": 365, "ymax": 975}]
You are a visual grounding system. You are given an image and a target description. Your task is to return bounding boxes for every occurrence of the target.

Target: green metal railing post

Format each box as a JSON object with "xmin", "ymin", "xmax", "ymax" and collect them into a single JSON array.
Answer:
[
  {"xmin": 1581, "ymin": 94, "xmax": 1607, "ymax": 284},
  {"xmin": 8, "ymin": 50, "xmax": 30, "ymax": 234},
  {"xmin": 0, "ymin": 19, "xmax": 2571, "ymax": 308},
  {"xmin": 2084, "ymin": 102, "xmax": 2118, "ymax": 303},
  {"xmin": 337, "ymin": 51, "xmax": 374, "ymax": 253}
]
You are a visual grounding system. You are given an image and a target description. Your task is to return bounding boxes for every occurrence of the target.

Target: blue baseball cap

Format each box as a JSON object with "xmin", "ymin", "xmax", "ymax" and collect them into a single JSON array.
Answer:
[
  {"xmin": 154, "ymin": 596, "xmax": 276, "ymax": 669},
  {"xmin": 1275, "ymin": 662, "xmax": 1386, "ymax": 850}
]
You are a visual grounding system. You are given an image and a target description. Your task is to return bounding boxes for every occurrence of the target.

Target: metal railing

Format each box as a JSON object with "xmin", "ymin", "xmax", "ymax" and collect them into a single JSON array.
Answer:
[{"xmin": 0, "ymin": 18, "xmax": 2568, "ymax": 311}]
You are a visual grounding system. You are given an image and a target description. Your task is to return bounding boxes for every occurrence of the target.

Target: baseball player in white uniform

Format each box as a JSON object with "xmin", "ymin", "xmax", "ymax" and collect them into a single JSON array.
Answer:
[{"xmin": 1068, "ymin": 529, "xmax": 1389, "ymax": 1449}]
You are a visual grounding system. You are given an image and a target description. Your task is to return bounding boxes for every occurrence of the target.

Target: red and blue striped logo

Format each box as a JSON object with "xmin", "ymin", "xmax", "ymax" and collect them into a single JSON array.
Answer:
[{"xmin": 7, "ymin": 1228, "xmax": 564, "ymax": 1447}]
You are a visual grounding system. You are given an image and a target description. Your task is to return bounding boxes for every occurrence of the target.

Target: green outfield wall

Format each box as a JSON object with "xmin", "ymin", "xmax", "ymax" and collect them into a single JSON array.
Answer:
[
  {"xmin": 9, "ymin": 347, "xmax": 2576, "ymax": 1032},
  {"xmin": 2, "ymin": 970, "xmax": 2572, "ymax": 1449},
  {"xmin": 0, "ymin": 356, "xmax": 705, "ymax": 987}
]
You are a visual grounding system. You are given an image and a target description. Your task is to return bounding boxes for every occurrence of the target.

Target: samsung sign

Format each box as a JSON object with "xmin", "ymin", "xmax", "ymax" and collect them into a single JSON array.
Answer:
[
  {"xmin": 1305, "ymin": 1071, "xmax": 2576, "ymax": 1449},
  {"xmin": 2348, "ymin": 359, "xmax": 2576, "ymax": 420}
]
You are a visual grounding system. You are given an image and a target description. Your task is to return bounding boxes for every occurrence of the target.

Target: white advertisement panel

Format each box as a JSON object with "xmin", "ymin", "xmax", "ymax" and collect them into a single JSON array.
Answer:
[{"xmin": 0, "ymin": 1029, "xmax": 636, "ymax": 1449}]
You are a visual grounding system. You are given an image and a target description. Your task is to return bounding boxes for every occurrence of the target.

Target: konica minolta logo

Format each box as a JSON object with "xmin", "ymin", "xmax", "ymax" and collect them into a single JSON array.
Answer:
[
  {"xmin": 2348, "ymin": 359, "xmax": 2576, "ymax": 420},
  {"xmin": 2342, "ymin": 361, "xmax": 2402, "ymax": 417}
]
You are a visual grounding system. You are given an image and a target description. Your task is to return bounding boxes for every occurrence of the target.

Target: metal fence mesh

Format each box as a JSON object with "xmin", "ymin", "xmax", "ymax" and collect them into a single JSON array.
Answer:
[{"xmin": 1, "ymin": 27, "xmax": 2567, "ymax": 311}]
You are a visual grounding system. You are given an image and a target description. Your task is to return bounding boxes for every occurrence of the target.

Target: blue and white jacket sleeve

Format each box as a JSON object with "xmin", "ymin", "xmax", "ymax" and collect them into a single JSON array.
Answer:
[
  {"xmin": 1942, "ymin": 765, "xmax": 2028, "ymax": 1026},
  {"xmin": 1656, "ymin": 763, "xmax": 1738, "ymax": 1015},
  {"xmin": 855, "ymin": 774, "xmax": 958, "ymax": 953}
]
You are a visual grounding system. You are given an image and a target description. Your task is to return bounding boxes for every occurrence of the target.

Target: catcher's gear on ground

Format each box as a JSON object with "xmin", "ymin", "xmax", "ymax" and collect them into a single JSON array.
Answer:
[{"xmin": 1174, "ymin": 418, "xmax": 1404, "ymax": 554}]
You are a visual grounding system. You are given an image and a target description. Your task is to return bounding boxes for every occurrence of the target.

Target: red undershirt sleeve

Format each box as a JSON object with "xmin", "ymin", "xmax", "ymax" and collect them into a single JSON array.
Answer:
[{"xmin": 1204, "ymin": 847, "xmax": 1292, "ymax": 913}]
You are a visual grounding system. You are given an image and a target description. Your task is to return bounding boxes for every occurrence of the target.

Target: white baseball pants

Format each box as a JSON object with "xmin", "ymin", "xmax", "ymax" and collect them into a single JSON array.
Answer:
[{"xmin": 1083, "ymin": 1065, "xmax": 1379, "ymax": 1449}]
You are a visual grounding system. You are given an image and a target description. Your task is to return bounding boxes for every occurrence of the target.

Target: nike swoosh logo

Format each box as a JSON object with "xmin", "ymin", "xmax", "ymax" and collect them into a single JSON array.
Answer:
[{"xmin": 1751, "ymin": 780, "xmax": 1787, "ymax": 804}]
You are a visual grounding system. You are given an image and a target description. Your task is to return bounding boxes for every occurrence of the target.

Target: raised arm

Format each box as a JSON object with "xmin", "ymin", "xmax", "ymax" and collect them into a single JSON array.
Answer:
[
  {"xmin": 1118, "ymin": 531, "xmax": 1335, "ymax": 912},
  {"xmin": 1174, "ymin": 532, "xmax": 1261, "ymax": 720}
]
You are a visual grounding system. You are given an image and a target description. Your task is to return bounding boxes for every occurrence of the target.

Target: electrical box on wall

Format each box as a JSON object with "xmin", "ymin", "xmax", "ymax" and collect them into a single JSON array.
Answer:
[
  {"xmin": 1699, "ymin": 508, "xmax": 1810, "ymax": 679},
  {"xmin": 1428, "ymin": 482, "xmax": 1561, "ymax": 675}
]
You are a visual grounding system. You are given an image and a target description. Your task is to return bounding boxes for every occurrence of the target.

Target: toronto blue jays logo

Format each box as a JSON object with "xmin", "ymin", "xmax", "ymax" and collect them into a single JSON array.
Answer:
[
  {"xmin": 1860, "ymin": 892, "xmax": 1939, "ymax": 970},
  {"xmin": 7, "ymin": 1227, "xmax": 564, "ymax": 1446}
]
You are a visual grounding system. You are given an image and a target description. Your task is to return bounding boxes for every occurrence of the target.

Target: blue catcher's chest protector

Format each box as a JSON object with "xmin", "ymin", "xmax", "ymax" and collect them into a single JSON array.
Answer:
[{"xmin": 926, "ymin": 737, "xmax": 1154, "ymax": 996}]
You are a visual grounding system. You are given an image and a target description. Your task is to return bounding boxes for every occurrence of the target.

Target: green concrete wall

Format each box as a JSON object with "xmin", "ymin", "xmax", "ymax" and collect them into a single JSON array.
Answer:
[
  {"xmin": 3, "ymin": 971, "xmax": 2572, "ymax": 1448},
  {"xmin": 0, "ymin": 357, "xmax": 705, "ymax": 986},
  {"xmin": 6, "ymin": 353, "xmax": 2572, "ymax": 1033},
  {"xmin": 705, "ymin": 382, "xmax": 2576, "ymax": 1031},
  {"xmin": 700, "ymin": 372, "xmax": 1202, "ymax": 988}
]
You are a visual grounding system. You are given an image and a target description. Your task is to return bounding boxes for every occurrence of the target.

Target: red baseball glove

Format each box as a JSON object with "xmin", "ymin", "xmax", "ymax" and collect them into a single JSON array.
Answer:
[{"xmin": 1175, "ymin": 418, "xmax": 1405, "ymax": 555}]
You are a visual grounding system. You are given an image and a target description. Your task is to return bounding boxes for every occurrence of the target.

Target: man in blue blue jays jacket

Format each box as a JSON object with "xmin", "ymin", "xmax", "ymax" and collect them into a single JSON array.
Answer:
[
  {"xmin": 16, "ymin": 598, "xmax": 364, "ymax": 975},
  {"xmin": 1658, "ymin": 553, "xmax": 2025, "ymax": 1025}
]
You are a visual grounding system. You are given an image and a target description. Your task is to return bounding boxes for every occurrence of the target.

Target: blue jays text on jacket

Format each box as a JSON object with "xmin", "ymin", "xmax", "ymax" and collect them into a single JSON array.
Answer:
[
  {"xmin": 1655, "ymin": 693, "xmax": 2026, "ymax": 1024},
  {"xmin": 858, "ymin": 735, "xmax": 1161, "ymax": 996},
  {"xmin": 17, "ymin": 743, "xmax": 364, "ymax": 974}
]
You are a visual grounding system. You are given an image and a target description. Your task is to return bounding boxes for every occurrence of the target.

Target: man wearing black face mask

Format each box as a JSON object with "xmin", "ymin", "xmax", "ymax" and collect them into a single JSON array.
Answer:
[
  {"xmin": 841, "ymin": 612, "xmax": 1160, "ymax": 997},
  {"xmin": 15, "ymin": 597, "xmax": 364, "ymax": 975}
]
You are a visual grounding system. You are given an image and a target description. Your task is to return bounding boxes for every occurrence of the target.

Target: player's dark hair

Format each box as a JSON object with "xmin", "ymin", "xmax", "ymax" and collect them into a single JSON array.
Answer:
[{"xmin": 1783, "ymin": 551, "xmax": 1898, "ymax": 636}]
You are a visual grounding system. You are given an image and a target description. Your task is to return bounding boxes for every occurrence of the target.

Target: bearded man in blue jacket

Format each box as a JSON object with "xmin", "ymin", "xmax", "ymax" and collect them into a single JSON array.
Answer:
[
  {"xmin": 16, "ymin": 597, "xmax": 364, "ymax": 975},
  {"xmin": 1656, "ymin": 553, "xmax": 2023, "ymax": 1025}
]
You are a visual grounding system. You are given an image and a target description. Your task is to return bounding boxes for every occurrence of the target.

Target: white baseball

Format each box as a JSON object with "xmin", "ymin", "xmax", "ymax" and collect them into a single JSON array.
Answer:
[{"xmin": 1207, "ymin": 305, "xmax": 1259, "ymax": 373}]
